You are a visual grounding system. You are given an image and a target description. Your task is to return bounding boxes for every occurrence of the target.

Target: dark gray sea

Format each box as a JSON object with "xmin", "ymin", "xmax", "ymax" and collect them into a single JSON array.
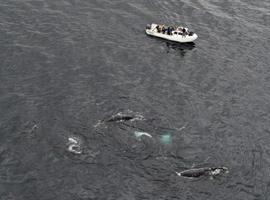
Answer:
[{"xmin": 1, "ymin": 0, "xmax": 270, "ymax": 199}]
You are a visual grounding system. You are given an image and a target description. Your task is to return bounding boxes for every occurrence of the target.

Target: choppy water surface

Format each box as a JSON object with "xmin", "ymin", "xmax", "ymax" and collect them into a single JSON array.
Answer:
[{"xmin": 1, "ymin": 0, "xmax": 270, "ymax": 199}]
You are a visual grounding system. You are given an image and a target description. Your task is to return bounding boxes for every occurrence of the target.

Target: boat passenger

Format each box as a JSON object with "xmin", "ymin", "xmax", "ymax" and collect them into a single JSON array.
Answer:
[
  {"xmin": 169, "ymin": 26, "xmax": 174, "ymax": 35},
  {"xmin": 167, "ymin": 26, "xmax": 172, "ymax": 35},
  {"xmin": 156, "ymin": 25, "xmax": 161, "ymax": 33},
  {"xmin": 177, "ymin": 27, "xmax": 183, "ymax": 32},
  {"xmin": 182, "ymin": 28, "xmax": 186, "ymax": 36},
  {"xmin": 162, "ymin": 26, "xmax": 166, "ymax": 34}
]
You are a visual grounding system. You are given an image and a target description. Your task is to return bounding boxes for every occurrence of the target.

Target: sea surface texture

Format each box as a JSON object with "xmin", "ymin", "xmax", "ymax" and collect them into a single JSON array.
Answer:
[{"xmin": 1, "ymin": 0, "xmax": 270, "ymax": 199}]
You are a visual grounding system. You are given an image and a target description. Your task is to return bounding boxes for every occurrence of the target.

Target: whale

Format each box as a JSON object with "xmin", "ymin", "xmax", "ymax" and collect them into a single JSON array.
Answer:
[
  {"xmin": 176, "ymin": 167, "xmax": 228, "ymax": 178},
  {"xmin": 107, "ymin": 115, "xmax": 134, "ymax": 122},
  {"xmin": 106, "ymin": 112, "xmax": 144, "ymax": 123}
]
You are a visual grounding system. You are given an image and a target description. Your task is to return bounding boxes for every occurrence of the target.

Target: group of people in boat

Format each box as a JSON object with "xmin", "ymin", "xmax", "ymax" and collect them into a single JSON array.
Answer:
[{"xmin": 155, "ymin": 25, "xmax": 188, "ymax": 36}]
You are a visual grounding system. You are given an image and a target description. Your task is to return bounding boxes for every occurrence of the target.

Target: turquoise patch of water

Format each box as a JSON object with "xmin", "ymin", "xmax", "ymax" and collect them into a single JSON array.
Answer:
[{"xmin": 160, "ymin": 134, "xmax": 172, "ymax": 145}]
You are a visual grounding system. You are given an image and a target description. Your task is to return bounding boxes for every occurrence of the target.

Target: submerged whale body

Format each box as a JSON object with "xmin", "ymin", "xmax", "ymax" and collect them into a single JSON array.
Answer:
[{"xmin": 176, "ymin": 167, "xmax": 228, "ymax": 178}]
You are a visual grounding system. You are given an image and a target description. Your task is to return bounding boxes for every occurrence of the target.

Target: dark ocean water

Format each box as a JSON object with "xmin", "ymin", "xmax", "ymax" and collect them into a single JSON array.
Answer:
[{"xmin": 1, "ymin": 0, "xmax": 270, "ymax": 199}]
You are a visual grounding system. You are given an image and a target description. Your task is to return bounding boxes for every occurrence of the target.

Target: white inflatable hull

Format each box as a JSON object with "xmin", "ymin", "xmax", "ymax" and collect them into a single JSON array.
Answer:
[{"xmin": 146, "ymin": 24, "xmax": 198, "ymax": 43}]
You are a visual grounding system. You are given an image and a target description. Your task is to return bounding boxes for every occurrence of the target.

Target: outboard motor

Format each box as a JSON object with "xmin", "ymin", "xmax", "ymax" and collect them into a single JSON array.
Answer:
[{"xmin": 146, "ymin": 24, "xmax": 151, "ymax": 30}]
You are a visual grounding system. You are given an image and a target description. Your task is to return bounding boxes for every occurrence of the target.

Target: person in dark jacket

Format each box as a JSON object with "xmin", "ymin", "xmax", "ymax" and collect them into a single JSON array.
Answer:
[
  {"xmin": 162, "ymin": 26, "xmax": 166, "ymax": 34},
  {"xmin": 167, "ymin": 26, "xmax": 171, "ymax": 35}
]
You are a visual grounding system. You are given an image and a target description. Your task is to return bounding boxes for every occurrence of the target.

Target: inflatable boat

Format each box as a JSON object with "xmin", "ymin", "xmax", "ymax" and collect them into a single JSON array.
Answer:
[{"xmin": 146, "ymin": 23, "xmax": 198, "ymax": 43}]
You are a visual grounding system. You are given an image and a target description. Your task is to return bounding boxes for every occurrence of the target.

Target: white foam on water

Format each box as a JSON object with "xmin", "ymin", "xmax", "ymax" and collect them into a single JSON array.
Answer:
[
  {"xmin": 175, "ymin": 172, "xmax": 181, "ymax": 176},
  {"xmin": 68, "ymin": 137, "xmax": 79, "ymax": 144},
  {"xmin": 67, "ymin": 137, "xmax": 82, "ymax": 154},
  {"xmin": 134, "ymin": 131, "xmax": 152, "ymax": 138},
  {"xmin": 131, "ymin": 114, "xmax": 145, "ymax": 122},
  {"xmin": 93, "ymin": 120, "xmax": 104, "ymax": 128},
  {"xmin": 210, "ymin": 169, "xmax": 222, "ymax": 176},
  {"xmin": 68, "ymin": 144, "xmax": 82, "ymax": 154}
]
